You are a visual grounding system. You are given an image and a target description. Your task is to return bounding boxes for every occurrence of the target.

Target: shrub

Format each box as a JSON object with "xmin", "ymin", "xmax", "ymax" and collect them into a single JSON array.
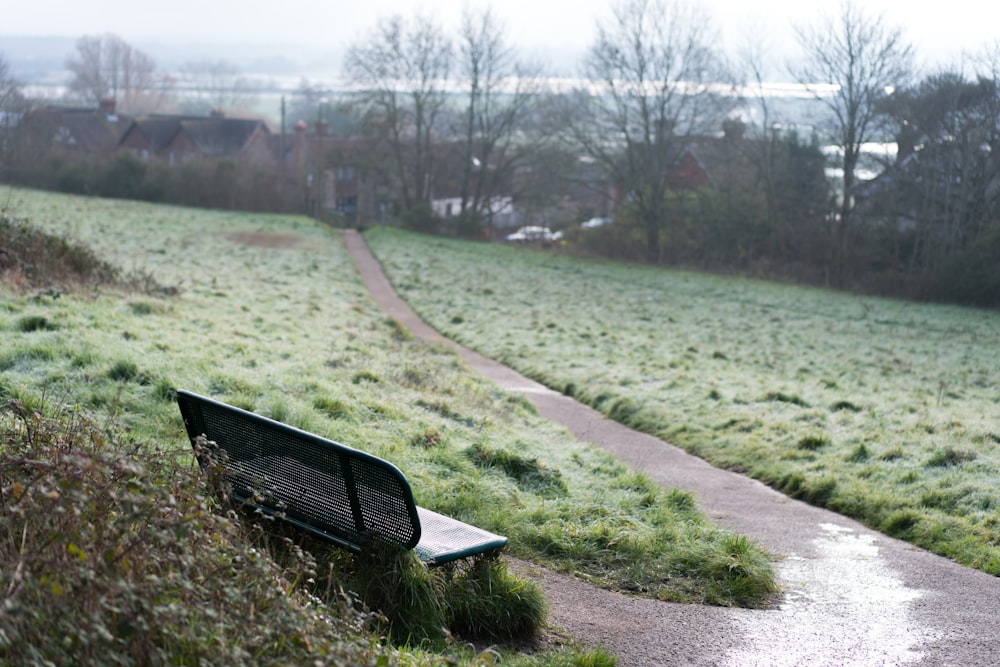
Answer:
[{"xmin": 0, "ymin": 397, "xmax": 386, "ymax": 665}]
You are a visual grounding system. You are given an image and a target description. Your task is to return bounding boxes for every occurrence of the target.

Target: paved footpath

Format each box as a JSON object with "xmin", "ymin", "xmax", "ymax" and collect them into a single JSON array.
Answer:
[{"xmin": 344, "ymin": 230, "xmax": 1000, "ymax": 666}]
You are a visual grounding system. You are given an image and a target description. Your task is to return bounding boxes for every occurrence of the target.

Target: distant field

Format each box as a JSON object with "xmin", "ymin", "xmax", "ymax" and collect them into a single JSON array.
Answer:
[
  {"xmin": 0, "ymin": 188, "xmax": 776, "ymax": 611},
  {"xmin": 366, "ymin": 227, "xmax": 1000, "ymax": 574}
]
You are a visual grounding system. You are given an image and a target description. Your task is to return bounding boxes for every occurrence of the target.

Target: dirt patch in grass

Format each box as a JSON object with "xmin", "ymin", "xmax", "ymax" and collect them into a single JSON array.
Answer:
[{"xmin": 225, "ymin": 231, "xmax": 307, "ymax": 248}]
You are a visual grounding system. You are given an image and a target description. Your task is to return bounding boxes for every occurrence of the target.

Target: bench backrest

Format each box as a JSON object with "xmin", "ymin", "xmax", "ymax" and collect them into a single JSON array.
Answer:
[{"xmin": 177, "ymin": 390, "xmax": 421, "ymax": 553}]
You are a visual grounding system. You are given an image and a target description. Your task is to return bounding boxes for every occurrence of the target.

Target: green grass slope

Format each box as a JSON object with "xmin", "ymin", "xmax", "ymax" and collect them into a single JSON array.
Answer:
[
  {"xmin": 365, "ymin": 227, "xmax": 1000, "ymax": 575},
  {"xmin": 0, "ymin": 188, "xmax": 776, "ymax": 662}
]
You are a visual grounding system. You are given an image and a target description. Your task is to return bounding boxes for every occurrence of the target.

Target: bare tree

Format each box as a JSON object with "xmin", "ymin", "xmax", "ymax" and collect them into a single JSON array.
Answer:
[
  {"xmin": 344, "ymin": 14, "xmax": 451, "ymax": 219},
  {"xmin": 791, "ymin": 0, "xmax": 912, "ymax": 282},
  {"xmin": 567, "ymin": 0, "xmax": 729, "ymax": 261},
  {"xmin": 0, "ymin": 54, "xmax": 23, "ymax": 111},
  {"xmin": 177, "ymin": 59, "xmax": 259, "ymax": 115},
  {"xmin": 455, "ymin": 7, "xmax": 547, "ymax": 236},
  {"xmin": 0, "ymin": 54, "xmax": 27, "ymax": 181},
  {"xmin": 65, "ymin": 34, "xmax": 173, "ymax": 114}
]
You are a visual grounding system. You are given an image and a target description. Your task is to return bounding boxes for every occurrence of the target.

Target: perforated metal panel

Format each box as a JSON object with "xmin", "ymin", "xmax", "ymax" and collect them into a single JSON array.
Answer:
[{"xmin": 178, "ymin": 390, "xmax": 420, "ymax": 550}]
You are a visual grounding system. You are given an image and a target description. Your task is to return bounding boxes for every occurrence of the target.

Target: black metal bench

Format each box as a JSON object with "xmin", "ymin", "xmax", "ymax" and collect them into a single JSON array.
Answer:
[{"xmin": 177, "ymin": 390, "xmax": 508, "ymax": 565}]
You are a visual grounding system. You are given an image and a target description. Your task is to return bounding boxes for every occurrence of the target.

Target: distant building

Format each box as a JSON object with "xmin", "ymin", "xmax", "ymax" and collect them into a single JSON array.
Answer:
[{"xmin": 119, "ymin": 111, "xmax": 273, "ymax": 166}]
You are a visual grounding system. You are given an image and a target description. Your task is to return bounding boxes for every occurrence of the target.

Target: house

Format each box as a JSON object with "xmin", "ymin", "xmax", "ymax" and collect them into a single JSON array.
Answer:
[
  {"xmin": 288, "ymin": 121, "xmax": 368, "ymax": 219},
  {"xmin": 17, "ymin": 98, "xmax": 133, "ymax": 157},
  {"xmin": 119, "ymin": 110, "xmax": 273, "ymax": 166}
]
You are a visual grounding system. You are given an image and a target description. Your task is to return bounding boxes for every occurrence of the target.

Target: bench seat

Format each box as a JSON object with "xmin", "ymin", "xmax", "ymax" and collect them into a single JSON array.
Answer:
[{"xmin": 177, "ymin": 390, "xmax": 507, "ymax": 565}]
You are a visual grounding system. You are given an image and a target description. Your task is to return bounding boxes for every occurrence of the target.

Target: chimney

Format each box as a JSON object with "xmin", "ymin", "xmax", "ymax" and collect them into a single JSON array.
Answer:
[
  {"xmin": 98, "ymin": 97, "xmax": 117, "ymax": 116},
  {"xmin": 315, "ymin": 120, "xmax": 328, "ymax": 137},
  {"xmin": 722, "ymin": 117, "xmax": 745, "ymax": 142},
  {"xmin": 294, "ymin": 120, "xmax": 308, "ymax": 173}
]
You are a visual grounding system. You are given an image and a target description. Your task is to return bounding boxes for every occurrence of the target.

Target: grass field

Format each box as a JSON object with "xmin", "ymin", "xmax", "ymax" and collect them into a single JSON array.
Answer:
[
  {"xmin": 1, "ymin": 188, "xmax": 777, "ymax": 663},
  {"xmin": 365, "ymin": 227, "xmax": 1000, "ymax": 575}
]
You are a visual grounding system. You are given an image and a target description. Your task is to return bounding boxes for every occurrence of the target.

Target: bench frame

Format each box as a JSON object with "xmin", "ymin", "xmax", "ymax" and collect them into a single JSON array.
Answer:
[{"xmin": 177, "ymin": 390, "xmax": 507, "ymax": 566}]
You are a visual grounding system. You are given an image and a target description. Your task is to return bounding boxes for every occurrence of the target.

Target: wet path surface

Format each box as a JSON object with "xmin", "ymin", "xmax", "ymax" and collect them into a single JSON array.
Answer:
[{"xmin": 343, "ymin": 230, "xmax": 1000, "ymax": 666}]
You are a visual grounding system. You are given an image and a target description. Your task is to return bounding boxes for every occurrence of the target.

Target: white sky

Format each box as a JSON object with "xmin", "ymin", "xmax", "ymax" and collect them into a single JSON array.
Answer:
[{"xmin": 2, "ymin": 0, "xmax": 997, "ymax": 78}]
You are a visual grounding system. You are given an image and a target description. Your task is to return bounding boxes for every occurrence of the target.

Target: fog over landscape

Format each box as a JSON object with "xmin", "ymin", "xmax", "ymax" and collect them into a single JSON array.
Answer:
[{"xmin": 3, "ymin": 0, "xmax": 998, "ymax": 87}]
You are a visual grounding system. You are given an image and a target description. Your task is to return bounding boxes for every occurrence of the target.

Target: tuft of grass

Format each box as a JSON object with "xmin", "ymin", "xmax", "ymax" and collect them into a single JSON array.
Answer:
[
  {"xmin": 447, "ymin": 554, "xmax": 547, "ymax": 641},
  {"xmin": 467, "ymin": 442, "xmax": 568, "ymax": 497},
  {"xmin": 347, "ymin": 543, "xmax": 448, "ymax": 645},
  {"xmin": 926, "ymin": 447, "xmax": 977, "ymax": 468},
  {"xmin": 16, "ymin": 315, "xmax": 58, "ymax": 332},
  {"xmin": 409, "ymin": 425, "xmax": 445, "ymax": 449},
  {"xmin": 352, "ymin": 369, "xmax": 380, "ymax": 384},
  {"xmin": 107, "ymin": 358, "xmax": 148, "ymax": 384},
  {"xmin": 385, "ymin": 317, "xmax": 413, "ymax": 341},
  {"xmin": 415, "ymin": 398, "xmax": 476, "ymax": 426},
  {"xmin": 882, "ymin": 510, "xmax": 921, "ymax": 537},
  {"xmin": 797, "ymin": 434, "xmax": 830, "ymax": 451},
  {"xmin": 847, "ymin": 443, "xmax": 871, "ymax": 462},
  {"xmin": 314, "ymin": 395, "xmax": 353, "ymax": 420},
  {"xmin": 128, "ymin": 299, "xmax": 170, "ymax": 316},
  {"xmin": 764, "ymin": 391, "xmax": 810, "ymax": 408}
]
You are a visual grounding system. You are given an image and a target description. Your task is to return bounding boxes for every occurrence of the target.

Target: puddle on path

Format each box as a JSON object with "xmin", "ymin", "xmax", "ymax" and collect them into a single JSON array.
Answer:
[{"xmin": 725, "ymin": 523, "xmax": 937, "ymax": 666}]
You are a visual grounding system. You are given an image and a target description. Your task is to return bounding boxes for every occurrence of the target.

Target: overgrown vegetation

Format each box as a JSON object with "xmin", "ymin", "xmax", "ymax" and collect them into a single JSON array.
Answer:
[
  {"xmin": 366, "ymin": 227, "xmax": 1000, "ymax": 576},
  {"xmin": 0, "ymin": 188, "xmax": 778, "ymax": 664},
  {"xmin": 0, "ymin": 211, "xmax": 168, "ymax": 294},
  {"xmin": 0, "ymin": 397, "xmax": 389, "ymax": 666}
]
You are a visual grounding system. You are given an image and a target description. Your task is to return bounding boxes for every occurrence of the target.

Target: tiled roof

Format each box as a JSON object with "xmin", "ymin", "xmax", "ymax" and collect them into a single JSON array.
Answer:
[
  {"xmin": 130, "ymin": 118, "xmax": 183, "ymax": 152},
  {"xmin": 180, "ymin": 118, "xmax": 268, "ymax": 156},
  {"xmin": 31, "ymin": 106, "xmax": 134, "ymax": 152}
]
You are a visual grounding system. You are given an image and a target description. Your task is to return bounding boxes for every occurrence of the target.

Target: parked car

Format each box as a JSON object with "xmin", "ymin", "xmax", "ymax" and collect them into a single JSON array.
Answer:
[
  {"xmin": 580, "ymin": 217, "xmax": 612, "ymax": 229},
  {"xmin": 505, "ymin": 226, "xmax": 554, "ymax": 243}
]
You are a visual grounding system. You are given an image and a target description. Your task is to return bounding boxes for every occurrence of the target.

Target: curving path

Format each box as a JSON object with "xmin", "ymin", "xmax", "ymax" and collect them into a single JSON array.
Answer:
[{"xmin": 343, "ymin": 230, "xmax": 1000, "ymax": 666}]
